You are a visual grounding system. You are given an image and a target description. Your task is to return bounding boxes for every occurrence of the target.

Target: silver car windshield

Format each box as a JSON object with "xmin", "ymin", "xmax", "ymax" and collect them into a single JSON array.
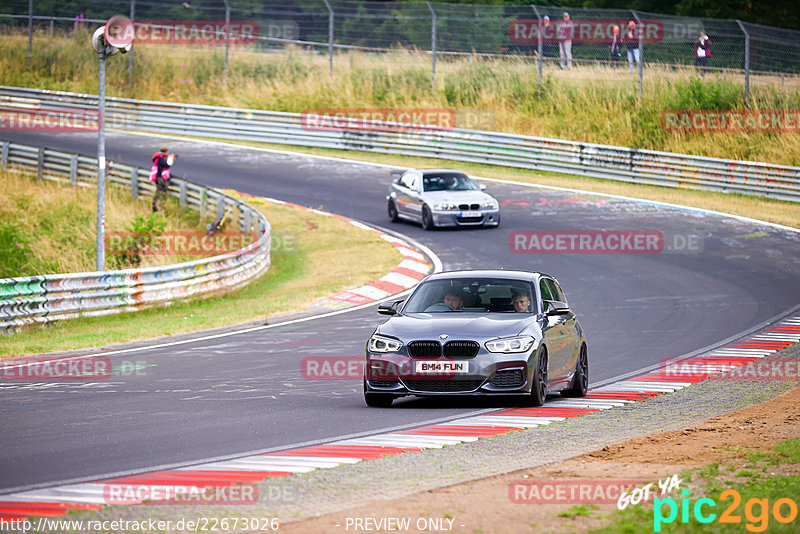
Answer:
[
  {"xmin": 422, "ymin": 173, "xmax": 479, "ymax": 192},
  {"xmin": 404, "ymin": 278, "xmax": 535, "ymax": 313}
]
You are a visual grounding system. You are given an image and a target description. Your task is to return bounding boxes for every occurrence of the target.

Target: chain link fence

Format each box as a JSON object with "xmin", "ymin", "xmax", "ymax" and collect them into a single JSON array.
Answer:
[{"xmin": 2, "ymin": 1, "xmax": 799, "ymax": 99}]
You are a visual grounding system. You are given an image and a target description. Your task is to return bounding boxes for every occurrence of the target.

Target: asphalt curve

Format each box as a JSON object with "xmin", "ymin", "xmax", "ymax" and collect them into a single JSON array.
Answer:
[{"xmin": 1, "ymin": 130, "xmax": 799, "ymax": 493}]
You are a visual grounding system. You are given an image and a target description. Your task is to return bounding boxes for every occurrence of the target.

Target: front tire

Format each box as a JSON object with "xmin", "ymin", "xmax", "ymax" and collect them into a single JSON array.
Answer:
[
  {"xmin": 562, "ymin": 344, "xmax": 588, "ymax": 398},
  {"xmin": 529, "ymin": 347, "xmax": 548, "ymax": 406},
  {"xmin": 421, "ymin": 205, "xmax": 434, "ymax": 231},
  {"xmin": 388, "ymin": 200, "xmax": 399, "ymax": 222}
]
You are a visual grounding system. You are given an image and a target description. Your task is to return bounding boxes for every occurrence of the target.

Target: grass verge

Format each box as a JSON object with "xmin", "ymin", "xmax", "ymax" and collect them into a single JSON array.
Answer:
[
  {"xmin": 0, "ymin": 196, "xmax": 402, "ymax": 357},
  {"xmin": 0, "ymin": 169, "xmax": 205, "ymax": 277},
  {"xmin": 2, "ymin": 30, "xmax": 799, "ymax": 165}
]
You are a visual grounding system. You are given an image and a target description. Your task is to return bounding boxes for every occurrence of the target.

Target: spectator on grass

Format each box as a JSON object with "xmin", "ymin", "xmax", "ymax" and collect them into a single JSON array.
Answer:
[
  {"xmin": 609, "ymin": 25, "xmax": 622, "ymax": 64},
  {"xmin": 151, "ymin": 148, "xmax": 177, "ymax": 213},
  {"xmin": 557, "ymin": 12, "xmax": 573, "ymax": 70},
  {"xmin": 541, "ymin": 16, "xmax": 557, "ymax": 62},
  {"xmin": 695, "ymin": 30, "xmax": 711, "ymax": 73},
  {"xmin": 624, "ymin": 20, "xmax": 641, "ymax": 72}
]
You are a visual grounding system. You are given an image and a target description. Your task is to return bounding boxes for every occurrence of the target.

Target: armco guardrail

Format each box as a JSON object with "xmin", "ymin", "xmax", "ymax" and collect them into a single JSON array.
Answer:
[
  {"xmin": 0, "ymin": 141, "xmax": 271, "ymax": 332},
  {"xmin": 1, "ymin": 85, "xmax": 799, "ymax": 202}
]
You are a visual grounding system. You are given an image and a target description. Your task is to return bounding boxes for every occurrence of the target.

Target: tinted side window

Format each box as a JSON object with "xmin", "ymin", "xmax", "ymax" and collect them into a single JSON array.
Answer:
[
  {"xmin": 539, "ymin": 279, "xmax": 554, "ymax": 301},
  {"xmin": 552, "ymin": 280, "xmax": 567, "ymax": 303},
  {"xmin": 544, "ymin": 279, "xmax": 562, "ymax": 302}
]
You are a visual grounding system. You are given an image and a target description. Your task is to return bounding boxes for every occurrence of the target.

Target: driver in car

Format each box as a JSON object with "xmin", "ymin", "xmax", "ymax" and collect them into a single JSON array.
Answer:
[
  {"xmin": 512, "ymin": 291, "xmax": 532, "ymax": 313},
  {"xmin": 442, "ymin": 291, "xmax": 464, "ymax": 310}
]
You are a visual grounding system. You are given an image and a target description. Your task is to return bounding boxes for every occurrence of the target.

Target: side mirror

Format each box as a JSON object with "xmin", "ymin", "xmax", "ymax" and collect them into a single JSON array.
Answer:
[
  {"xmin": 479, "ymin": 184, "xmax": 487, "ymax": 191},
  {"xmin": 544, "ymin": 301, "xmax": 570, "ymax": 316},
  {"xmin": 378, "ymin": 300, "xmax": 404, "ymax": 316}
]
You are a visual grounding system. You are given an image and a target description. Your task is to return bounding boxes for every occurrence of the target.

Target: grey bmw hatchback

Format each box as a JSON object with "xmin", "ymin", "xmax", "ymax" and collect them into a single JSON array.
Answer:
[{"xmin": 364, "ymin": 270, "xmax": 588, "ymax": 407}]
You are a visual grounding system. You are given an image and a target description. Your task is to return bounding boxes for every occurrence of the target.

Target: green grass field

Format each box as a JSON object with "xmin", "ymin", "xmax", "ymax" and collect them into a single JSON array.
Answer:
[{"xmin": 2, "ymin": 30, "xmax": 799, "ymax": 166}]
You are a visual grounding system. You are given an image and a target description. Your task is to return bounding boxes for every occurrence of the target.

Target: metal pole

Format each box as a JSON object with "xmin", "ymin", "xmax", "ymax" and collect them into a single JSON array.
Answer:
[
  {"xmin": 736, "ymin": 20, "xmax": 750, "ymax": 106},
  {"xmin": 49, "ymin": 17, "xmax": 53, "ymax": 36},
  {"xmin": 27, "ymin": 0, "xmax": 33, "ymax": 65},
  {"xmin": 323, "ymin": 0, "xmax": 333, "ymax": 76},
  {"xmin": 632, "ymin": 10, "xmax": 643, "ymax": 100},
  {"xmin": 96, "ymin": 49, "xmax": 107, "ymax": 272},
  {"xmin": 531, "ymin": 5, "xmax": 542, "ymax": 95},
  {"xmin": 426, "ymin": 2, "xmax": 436, "ymax": 88},
  {"xmin": 128, "ymin": 0, "xmax": 135, "ymax": 83},
  {"xmin": 223, "ymin": 0, "xmax": 230, "ymax": 80}
]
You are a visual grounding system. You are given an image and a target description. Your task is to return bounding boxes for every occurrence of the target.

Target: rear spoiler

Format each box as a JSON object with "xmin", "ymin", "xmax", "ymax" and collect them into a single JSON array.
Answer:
[{"xmin": 390, "ymin": 169, "xmax": 405, "ymax": 177}]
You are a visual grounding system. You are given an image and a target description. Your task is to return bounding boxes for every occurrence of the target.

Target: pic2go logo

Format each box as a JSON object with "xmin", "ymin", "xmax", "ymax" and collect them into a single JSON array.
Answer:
[{"xmin": 654, "ymin": 489, "xmax": 799, "ymax": 532}]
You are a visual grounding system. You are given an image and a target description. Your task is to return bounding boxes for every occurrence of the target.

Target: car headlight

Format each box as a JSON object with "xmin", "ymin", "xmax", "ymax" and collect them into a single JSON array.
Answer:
[
  {"xmin": 485, "ymin": 335, "xmax": 535, "ymax": 353},
  {"xmin": 368, "ymin": 335, "xmax": 403, "ymax": 353},
  {"xmin": 483, "ymin": 200, "xmax": 498, "ymax": 209},
  {"xmin": 433, "ymin": 202, "xmax": 457, "ymax": 210}
]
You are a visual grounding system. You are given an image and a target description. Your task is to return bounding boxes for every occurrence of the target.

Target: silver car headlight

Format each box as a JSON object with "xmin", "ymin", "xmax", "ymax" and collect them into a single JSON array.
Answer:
[
  {"xmin": 434, "ymin": 202, "xmax": 457, "ymax": 210},
  {"xmin": 485, "ymin": 335, "xmax": 535, "ymax": 353},
  {"xmin": 368, "ymin": 335, "xmax": 403, "ymax": 353},
  {"xmin": 483, "ymin": 200, "xmax": 498, "ymax": 209}
]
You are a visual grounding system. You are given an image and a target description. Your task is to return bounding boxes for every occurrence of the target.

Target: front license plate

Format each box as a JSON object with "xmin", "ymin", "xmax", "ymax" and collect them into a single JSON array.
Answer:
[
  {"xmin": 415, "ymin": 361, "xmax": 469, "ymax": 374},
  {"xmin": 459, "ymin": 211, "xmax": 482, "ymax": 218}
]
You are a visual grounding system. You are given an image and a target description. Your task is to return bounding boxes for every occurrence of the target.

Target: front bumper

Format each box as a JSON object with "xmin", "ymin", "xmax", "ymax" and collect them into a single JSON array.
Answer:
[
  {"xmin": 365, "ymin": 350, "xmax": 533, "ymax": 396},
  {"xmin": 431, "ymin": 208, "xmax": 500, "ymax": 227}
]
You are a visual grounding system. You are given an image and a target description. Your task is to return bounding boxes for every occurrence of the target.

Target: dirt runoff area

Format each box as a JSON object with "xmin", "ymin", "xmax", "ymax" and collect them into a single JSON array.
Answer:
[{"xmin": 280, "ymin": 386, "xmax": 800, "ymax": 534}]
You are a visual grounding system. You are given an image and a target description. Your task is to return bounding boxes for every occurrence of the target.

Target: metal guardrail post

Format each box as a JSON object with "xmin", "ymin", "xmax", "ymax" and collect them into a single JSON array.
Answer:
[
  {"xmin": 531, "ymin": 5, "xmax": 542, "ymax": 96},
  {"xmin": 200, "ymin": 188, "xmax": 207, "ymax": 213},
  {"xmin": 736, "ymin": 20, "xmax": 750, "ymax": 106},
  {"xmin": 129, "ymin": 167, "xmax": 138, "ymax": 199},
  {"xmin": 36, "ymin": 147, "xmax": 44, "ymax": 180},
  {"xmin": 632, "ymin": 10, "xmax": 643, "ymax": 100},
  {"xmin": 217, "ymin": 197, "xmax": 225, "ymax": 220},
  {"xmin": 1, "ymin": 142, "xmax": 8, "ymax": 169},
  {"xmin": 49, "ymin": 17, "xmax": 53, "ymax": 36},
  {"xmin": 426, "ymin": 2, "xmax": 437, "ymax": 89},
  {"xmin": 69, "ymin": 154, "xmax": 78, "ymax": 186},
  {"xmin": 323, "ymin": 0, "xmax": 333, "ymax": 77},
  {"xmin": 179, "ymin": 179, "xmax": 187, "ymax": 208}
]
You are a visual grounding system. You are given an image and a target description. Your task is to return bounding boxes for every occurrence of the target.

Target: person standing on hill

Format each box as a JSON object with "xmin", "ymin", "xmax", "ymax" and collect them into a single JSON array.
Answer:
[
  {"xmin": 624, "ymin": 20, "xmax": 640, "ymax": 72},
  {"xmin": 557, "ymin": 12, "xmax": 574, "ymax": 70},
  {"xmin": 150, "ymin": 147, "xmax": 177, "ymax": 213},
  {"xmin": 609, "ymin": 24, "xmax": 622, "ymax": 64},
  {"xmin": 695, "ymin": 30, "xmax": 711, "ymax": 73}
]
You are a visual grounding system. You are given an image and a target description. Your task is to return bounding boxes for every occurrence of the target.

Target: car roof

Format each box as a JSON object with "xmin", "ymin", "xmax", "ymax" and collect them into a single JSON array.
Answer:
[
  {"xmin": 415, "ymin": 169, "xmax": 469, "ymax": 177},
  {"xmin": 425, "ymin": 269, "xmax": 552, "ymax": 282}
]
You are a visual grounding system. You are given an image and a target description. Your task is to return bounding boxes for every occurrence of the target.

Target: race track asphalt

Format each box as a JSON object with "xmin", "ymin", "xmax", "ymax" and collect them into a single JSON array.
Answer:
[{"xmin": 2, "ymin": 130, "xmax": 799, "ymax": 492}]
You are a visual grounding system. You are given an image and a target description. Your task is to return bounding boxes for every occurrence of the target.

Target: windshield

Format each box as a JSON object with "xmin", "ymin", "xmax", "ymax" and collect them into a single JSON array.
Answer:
[
  {"xmin": 422, "ymin": 173, "xmax": 479, "ymax": 192},
  {"xmin": 403, "ymin": 278, "xmax": 535, "ymax": 313}
]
